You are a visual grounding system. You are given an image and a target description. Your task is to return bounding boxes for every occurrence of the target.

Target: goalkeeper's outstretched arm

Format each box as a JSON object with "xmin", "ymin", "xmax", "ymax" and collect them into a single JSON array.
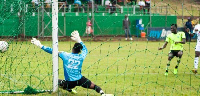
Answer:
[
  {"xmin": 70, "ymin": 30, "xmax": 88, "ymax": 58},
  {"xmin": 31, "ymin": 38, "xmax": 59, "ymax": 54}
]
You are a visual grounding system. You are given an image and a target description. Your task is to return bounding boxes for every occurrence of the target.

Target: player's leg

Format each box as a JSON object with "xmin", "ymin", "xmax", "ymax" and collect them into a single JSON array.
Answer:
[
  {"xmin": 58, "ymin": 79, "xmax": 77, "ymax": 94},
  {"xmin": 124, "ymin": 29, "xmax": 128, "ymax": 40},
  {"xmin": 165, "ymin": 51, "xmax": 174, "ymax": 75},
  {"xmin": 176, "ymin": 51, "xmax": 183, "ymax": 68},
  {"xmin": 127, "ymin": 29, "xmax": 132, "ymax": 40},
  {"xmin": 90, "ymin": 82, "xmax": 114, "ymax": 96},
  {"xmin": 143, "ymin": 8, "xmax": 145, "ymax": 14},
  {"xmin": 91, "ymin": 32, "xmax": 95, "ymax": 38},
  {"xmin": 174, "ymin": 51, "xmax": 183, "ymax": 74},
  {"xmin": 193, "ymin": 50, "xmax": 200, "ymax": 74},
  {"xmin": 78, "ymin": 76, "xmax": 104, "ymax": 95},
  {"xmin": 79, "ymin": 76, "xmax": 113, "ymax": 96},
  {"xmin": 87, "ymin": 27, "xmax": 90, "ymax": 37}
]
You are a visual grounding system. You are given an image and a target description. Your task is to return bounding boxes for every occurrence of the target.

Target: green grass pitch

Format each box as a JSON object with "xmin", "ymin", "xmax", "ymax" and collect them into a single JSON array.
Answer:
[{"xmin": 0, "ymin": 40, "xmax": 200, "ymax": 96}]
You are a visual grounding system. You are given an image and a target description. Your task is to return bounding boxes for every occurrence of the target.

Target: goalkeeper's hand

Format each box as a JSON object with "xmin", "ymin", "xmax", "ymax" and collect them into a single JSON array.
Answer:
[
  {"xmin": 71, "ymin": 30, "xmax": 82, "ymax": 43},
  {"xmin": 31, "ymin": 38, "xmax": 43, "ymax": 48}
]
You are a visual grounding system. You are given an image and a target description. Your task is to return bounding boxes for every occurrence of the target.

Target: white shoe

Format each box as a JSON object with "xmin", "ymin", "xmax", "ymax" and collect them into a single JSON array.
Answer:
[
  {"xmin": 192, "ymin": 69, "xmax": 198, "ymax": 74},
  {"xmin": 129, "ymin": 38, "xmax": 133, "ymax": 40},
  {"xmin": 101, "ymin": 94, "xmax": 114, "ymax": 96},
  {"xmin": 125, "ymin": 38, "xmax": 128, "ymax": 40}
]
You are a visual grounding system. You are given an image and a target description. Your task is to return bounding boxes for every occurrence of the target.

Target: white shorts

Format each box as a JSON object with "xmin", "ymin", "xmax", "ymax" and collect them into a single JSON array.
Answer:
[
  {"xmin": 195, "ymin": 45, "xmax": 200, "ymax": 51},
  {"xmin": 85, "ymin": 26, "xmax": 91, "ymax": 34}
]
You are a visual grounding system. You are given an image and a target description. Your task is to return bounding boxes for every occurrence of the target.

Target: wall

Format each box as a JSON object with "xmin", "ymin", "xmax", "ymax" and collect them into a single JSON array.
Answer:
[{"xmin": 0, "ymin": 13, "xmax": 177, "ymax": 37}]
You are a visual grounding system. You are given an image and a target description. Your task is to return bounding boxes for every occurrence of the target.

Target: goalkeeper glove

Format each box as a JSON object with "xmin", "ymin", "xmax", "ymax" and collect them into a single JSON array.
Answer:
[
  {"xmin": 71, "ymin": 30, "xmax": 82, "ymax": 43},
  {"xmin": 31, "ymin": 38, "xmax": 43, "ymax": 48}
]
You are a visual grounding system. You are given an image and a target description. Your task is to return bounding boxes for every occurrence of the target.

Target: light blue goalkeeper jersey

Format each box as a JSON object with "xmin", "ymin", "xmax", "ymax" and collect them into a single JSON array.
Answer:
[{"xmin": 41, "ymin": 42, "xmax": 88, "ymax": 81}]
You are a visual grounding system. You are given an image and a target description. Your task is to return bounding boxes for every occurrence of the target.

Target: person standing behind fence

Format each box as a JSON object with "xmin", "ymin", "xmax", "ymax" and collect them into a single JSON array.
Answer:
[
  {"xmin": 185, "ymin": 17, "xmax": 193, "ymax": 42},
  {"xmin": 138, "ymin": 0, "xmax": 145, "ymax": 12},
  {"xmin": 144, "ymin": 0, "xmax": 150, "ymax": 14},
  {"xmin": 85, "ymin": 19, "xmax": 94, "ymax": 38},
  {"xmin": 123, "ymin": 15, "xmax": 133, "ymax": 40},
  {"xmin": 31, "ymin": 0, "xmax": 39, "ymax": 11}
]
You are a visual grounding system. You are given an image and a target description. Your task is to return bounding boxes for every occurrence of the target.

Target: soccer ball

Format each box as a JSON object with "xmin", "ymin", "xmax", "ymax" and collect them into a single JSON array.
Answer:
[{"xmin": 0, "ymin": 41, "xmax": 8, "ymax": 53}]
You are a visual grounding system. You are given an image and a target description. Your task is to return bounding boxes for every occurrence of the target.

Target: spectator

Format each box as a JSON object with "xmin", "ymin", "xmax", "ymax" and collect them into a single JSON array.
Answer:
[
  {"xmin": 31, "ymin": 0, "xmax": 39, "ymax": 11},
  {"xmin": 65, "ymin": 1, "xmax": 69, "ymax": 9},
  {"xmin": 105, "ymin": 0, "xmax": 111, "ymax": 11},
  {"xmin": 185, "ymin": 17, "xmax": 193, "ymax": 42},
  {"xmin": 74, "ymin": 0, "xmax": 82, "ymax": 12},
  {"xmin": 45, "ymin": 0, "xmax": 51, "ymax": 8},
  {"xmin": 110, "ymin": 0, "xmax": 117, "ymax": 14},
  {"xmin": 81, "ymin": 4, "xmax": 87, "ymax": 12},
  {"xmin": 87, "ymin": 0, "xmax": 99, "ymax": 13},
  {"xmin": 115, "ymin": 3, "xmax": 121, "ymax": 12},
  {"xmin": 184, "ymin": 28, "xmax": 191, "ymax": 42},
  {"xmin": 88, "ymin": 0, "xmax": 92, "ymax": 9},
  {"xmin": 74, "ymin": 0, "xmax": 81, "ymax": 6},
  {"xmin": 85, "ymin": 19, "xmax": 94, "ymax": 38},
  {"xmin": 191, "ymin": 17, "xmax": 199, "ymax": 28},
  {"xmin": 58, "ymin": 0, "xmax": 66, "ymax": 8},
  {"xmin": 144, "ymin": 0, "xmax": 150, "ymax": 14},
  {"xmin": 123, "ymin": 15, "xmax": 133, "ymax": 40},
  {"xmin": 138, "ymin": 0, "xmax": 145, "ymax": 11},
  {"xmin": 94, "ymin": 4, "xmax": 99, "ymax": 12},
  {"xmin": 105, "ymin": 0, "xmax": 111, "ymax": 5}
]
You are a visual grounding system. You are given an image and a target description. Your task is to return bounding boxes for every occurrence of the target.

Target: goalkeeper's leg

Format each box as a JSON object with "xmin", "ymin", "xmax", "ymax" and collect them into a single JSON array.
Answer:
[
  {"xmin": 79, "ymin": 76, "xmax": 113, "ymax": 96},
  {"xmin": 79, "ymin": 76, "xmax": 104, "ymax": 95},
  {"xmin": 58, "ymin": 79, "xmax": 77, "ymax": 94}
]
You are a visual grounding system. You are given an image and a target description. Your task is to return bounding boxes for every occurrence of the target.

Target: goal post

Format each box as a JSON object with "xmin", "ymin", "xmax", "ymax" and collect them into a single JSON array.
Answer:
[{"xmin": 52, "ymin": 0, "xmax": 59, "ymax": 92}]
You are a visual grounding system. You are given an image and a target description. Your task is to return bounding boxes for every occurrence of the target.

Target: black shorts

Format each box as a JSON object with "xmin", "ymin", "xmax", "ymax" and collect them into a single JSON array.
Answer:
[
  {"xmin": 169, "ymin": 50, "xmax": 183, "ymax": 57},
  {"xmin": 145, "ymin": 3, "xmax": 150, "ymax": 8},
  {"xmin": 62, "ymin": 76, "xmax": 92, "ymax": 89}
]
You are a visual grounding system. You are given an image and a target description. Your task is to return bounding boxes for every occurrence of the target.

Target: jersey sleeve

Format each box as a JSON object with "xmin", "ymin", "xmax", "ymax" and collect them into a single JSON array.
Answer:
[
  {"xmin": 181, "ymin": 32, "xmax": 186, "ymax": 38},
  {"xmin": 165, "ymin": 35, "xmax": 170, "ymax": 42},
  {"xmin": 58, "ymin": 51, "xmax": 69, "ymax": 60},
  {"xmin": 41, "ymin": 46, "xmax": 53, "ymax": 54},
  {"xmin": 41, "ymin": 46, "xmax": 66, "ymax": 59},
  {"xmin": 80, "ymin": 42, "xmax": 88, "ymax": 59}
]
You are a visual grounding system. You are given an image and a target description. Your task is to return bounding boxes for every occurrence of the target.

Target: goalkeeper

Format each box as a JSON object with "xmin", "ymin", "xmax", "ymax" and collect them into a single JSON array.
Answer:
[
  {"xmin": 158, "ymin": 24, "xmax": 186, "ymax": 75},
  {"xmin": 31, "ymin": 31, "xmax": 113, "ymax": 96}
]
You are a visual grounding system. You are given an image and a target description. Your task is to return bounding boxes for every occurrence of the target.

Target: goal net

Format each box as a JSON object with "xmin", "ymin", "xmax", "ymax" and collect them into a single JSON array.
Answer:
[{"xmin": 0, "ymin": 0, "xmax": 200, "ymax": 95}]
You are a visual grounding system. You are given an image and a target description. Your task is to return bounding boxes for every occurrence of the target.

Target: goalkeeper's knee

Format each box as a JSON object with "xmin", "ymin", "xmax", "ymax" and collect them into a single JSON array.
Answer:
[{"xmin": 58, "ymin": 79, "xmax": 65, "ymax": 88}]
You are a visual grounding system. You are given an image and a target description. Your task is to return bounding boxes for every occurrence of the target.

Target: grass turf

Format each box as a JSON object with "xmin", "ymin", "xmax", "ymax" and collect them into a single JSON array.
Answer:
[{"xmin": 0, "ymin": 40, "xmax": 200, "ymax": 96}]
